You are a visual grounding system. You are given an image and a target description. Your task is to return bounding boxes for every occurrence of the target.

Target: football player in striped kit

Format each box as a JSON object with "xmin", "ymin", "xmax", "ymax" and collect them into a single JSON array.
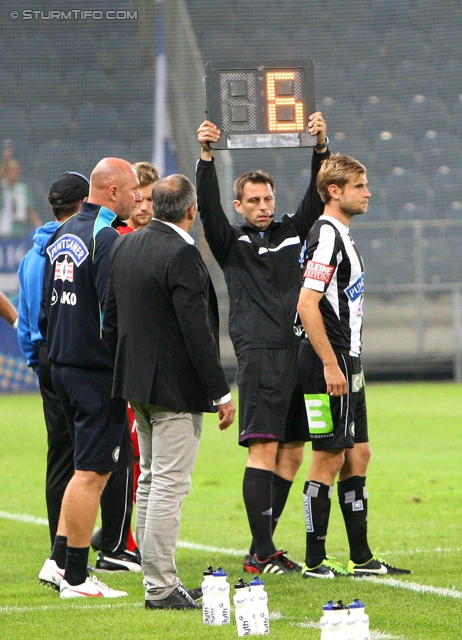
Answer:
[{"xmin": 297, "ymin": 154, "xmax": 411, "ymax": 579}]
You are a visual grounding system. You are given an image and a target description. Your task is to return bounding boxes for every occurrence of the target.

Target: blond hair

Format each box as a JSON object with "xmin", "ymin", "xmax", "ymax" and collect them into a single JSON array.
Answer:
[{"xmin": 316, "ymin": 154, "xmax": 367, "ymax": 204}]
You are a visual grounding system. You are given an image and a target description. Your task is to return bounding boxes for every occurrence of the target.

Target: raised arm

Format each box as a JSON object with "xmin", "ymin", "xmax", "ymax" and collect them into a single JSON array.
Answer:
[
  {"xmin": 289, "ymin": 112, "xmax": 330, "ymax": 239},
  {"xmin": 196, "ymin": 120, "xmax": 235, "ymax": 266}
]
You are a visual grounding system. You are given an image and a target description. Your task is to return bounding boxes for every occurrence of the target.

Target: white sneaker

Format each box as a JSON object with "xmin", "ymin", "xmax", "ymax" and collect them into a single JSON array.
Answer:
[
  {"xmin": 39, "ymin": 558, "xmax": 65, "ymax": 591},
  {"xmin": 60, "ymin": 575, "xmax": 128, "ymax": 598}
]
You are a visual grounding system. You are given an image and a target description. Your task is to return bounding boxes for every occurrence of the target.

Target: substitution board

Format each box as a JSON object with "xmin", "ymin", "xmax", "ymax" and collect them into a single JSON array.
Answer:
[{"xmin": 205, "ymin": 59, "xmax": 317, "ymax": 150}]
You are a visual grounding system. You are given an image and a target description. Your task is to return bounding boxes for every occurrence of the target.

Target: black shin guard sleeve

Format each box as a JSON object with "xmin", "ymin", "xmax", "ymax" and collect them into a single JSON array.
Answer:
[
  {"xmin": 303, "ymin": 480, "xmax": 332, "ymax": 568},
  {"xmin": 338, "ymin": 475, "xmax": 372, "ymax": 565}
]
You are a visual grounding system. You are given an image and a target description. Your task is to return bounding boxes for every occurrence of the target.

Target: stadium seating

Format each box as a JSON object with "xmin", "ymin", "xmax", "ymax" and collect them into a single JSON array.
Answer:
[
  {"xmin": 432, "ymin": 166, "xmax": 462, "ymax": 216},
  {"xmin": 418, "ymin": 131, "xmax": 462, "ymax": 175},
  {"xmin": 371, "ymin": 131, "xmax": 416, "ymax": 174},
  {"xmin": 394, "ymin": 62, "xmax": 440, "ymax": 101},
  {"xmin": 361, "ymin": 97, "xmax": 408, "ymax": 139},
  {"xmin": 383, "ymin": 168, "xmax": 431, "ymax": 212},
  {"xmin": 406, "ymin": 95, "xmax": 452, "ymax": 137}
]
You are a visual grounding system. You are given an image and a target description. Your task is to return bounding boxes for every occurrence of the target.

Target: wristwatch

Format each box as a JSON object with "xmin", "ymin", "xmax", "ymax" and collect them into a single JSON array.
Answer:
[{"xmin": 314, "ymin": 135, "xmax": 329, "ymax": 150}]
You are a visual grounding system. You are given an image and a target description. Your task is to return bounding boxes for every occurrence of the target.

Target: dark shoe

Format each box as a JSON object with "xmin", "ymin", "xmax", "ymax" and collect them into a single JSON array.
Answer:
[
  {"xmin": 302, "ymin": 558, "xmax": 352, "ymax": 579},
  {"xmin": 243, "ymin": 550, "xmax": 301, "ymax": 575},
  {"xmin": 179, "ymin": 582, "xmax": 202, "ymax": 601},
  {"xmin": 145, "ymin": 585, "xmax": 202, "ymax": 610},
  {"xmin": 90, "ymin": 528, "xmax": 102, "ymax": 552},
  {"xmin": 349, "ymin": 555, "xmax": 412, "ymax": 576},
  {"xmin": 95, "ymin": 550, "xmax": 142, "ymax": 573}
]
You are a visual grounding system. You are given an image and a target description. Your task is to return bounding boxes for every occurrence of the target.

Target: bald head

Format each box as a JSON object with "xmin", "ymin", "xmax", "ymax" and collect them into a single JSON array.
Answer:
[{"xmin": 88, "ymin": 157, "xmax": 141, "ymax": 219}]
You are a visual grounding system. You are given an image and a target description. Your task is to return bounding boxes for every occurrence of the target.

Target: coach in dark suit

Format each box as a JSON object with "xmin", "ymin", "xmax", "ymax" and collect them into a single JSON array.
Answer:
[{"xmin": 104, "ymin": 173, "xmax": 235, "ymax": 610}]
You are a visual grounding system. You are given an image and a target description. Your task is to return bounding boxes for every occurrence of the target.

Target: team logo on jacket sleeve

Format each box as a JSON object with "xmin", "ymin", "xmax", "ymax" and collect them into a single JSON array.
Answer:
[
  {"xmin": 303, "ymin": 260, "xmax": 335, "ymax": 283},
  {"xmin": 47, "ymin": 234, "xmax": 89, "ymax": 266}
]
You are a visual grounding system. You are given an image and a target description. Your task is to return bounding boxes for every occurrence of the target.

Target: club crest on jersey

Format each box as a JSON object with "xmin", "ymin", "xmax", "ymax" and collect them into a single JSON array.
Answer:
[
  {"xmin": 344, "ymin": 274, "xmax": 364, "ymax": 302},
  {"xmin": 54, "ymin": 257, "xmax": 74, "ymax": 282},
  {"xmin": 303, "ymin": 260, "xmax": 335, "ymax": 283},
  {"xmin": 47, "ymin": 233, "xmax": 89, "ymax": 266}
]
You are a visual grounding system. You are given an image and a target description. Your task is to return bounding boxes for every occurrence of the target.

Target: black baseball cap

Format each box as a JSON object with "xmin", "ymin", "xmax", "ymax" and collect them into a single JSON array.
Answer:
[{"xmin": 48, "ymin": 171, "xmax": 89, "ymax": 206}]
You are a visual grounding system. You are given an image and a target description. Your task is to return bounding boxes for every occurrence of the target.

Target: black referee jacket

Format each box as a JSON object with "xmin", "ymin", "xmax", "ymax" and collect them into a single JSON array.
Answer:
[{"xmin": 196, "ymin": 150, "xmax": 328, "ymax": 355}]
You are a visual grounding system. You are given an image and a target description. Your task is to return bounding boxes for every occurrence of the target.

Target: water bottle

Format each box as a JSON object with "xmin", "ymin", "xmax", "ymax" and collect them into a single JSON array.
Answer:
[
  {"xmin": 320, "ymin": 600, "xmax": 349, "ymax": 639},
  {"xmin": 347, "ymin": 599, "xmax": 370, "ymax": 640},
  {"xmin": 320, "ymin": 601, "xmax": 335, "ymax": 640},
  {"xmin": 248, "ymin": 576, "xmax": 269, "ymax": 635},
  {"xmin": 201, "ymin": 566, "xmax": 214, "ymax": 625},
  {"xmin": 234, "ymin": 578, "xmax": 256, "ymax": 636},
  {"xmin": 209, "ymin": 567, "xmax": 230, "ymax": 625}
]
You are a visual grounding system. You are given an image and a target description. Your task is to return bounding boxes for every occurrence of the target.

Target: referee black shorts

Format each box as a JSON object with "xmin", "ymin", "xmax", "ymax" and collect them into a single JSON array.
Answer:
[
  {"xmin": 51, "ymin": 364, "xmax": 127, "ymax": 472},
  {"xmin": 298, "ymin": 339, "xmax": 368, "ymax": 451},
  {"xmin": 237, "ymin": 346, "xmax": 309, "ymax": 447}
]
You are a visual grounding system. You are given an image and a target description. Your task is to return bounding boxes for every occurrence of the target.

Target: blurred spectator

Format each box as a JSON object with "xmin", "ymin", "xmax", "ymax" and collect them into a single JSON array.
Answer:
[{"xmin": 0, "ymin": 159, "xmax": 41, "ymax": 237}]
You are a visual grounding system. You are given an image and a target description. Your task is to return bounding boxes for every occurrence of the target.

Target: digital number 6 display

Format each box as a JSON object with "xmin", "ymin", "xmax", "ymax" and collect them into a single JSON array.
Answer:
[{"xmin": 205, "ymin": 59, "xmax": 316, "ymax": 149}]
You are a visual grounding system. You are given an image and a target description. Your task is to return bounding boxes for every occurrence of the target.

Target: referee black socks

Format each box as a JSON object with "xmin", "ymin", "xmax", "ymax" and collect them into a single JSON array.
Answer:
[
  {"xmin": 243, "ymin": 467, "xmax": 277, "ymax": 560},
  {"xmin": 249, "ymin": 473, "xmax": 293, "ymax": 556}
]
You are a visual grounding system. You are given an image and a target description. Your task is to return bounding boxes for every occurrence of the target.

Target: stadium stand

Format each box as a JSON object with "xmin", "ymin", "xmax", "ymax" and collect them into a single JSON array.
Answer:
[{"xmin": 1, "ymin": 0, "xmax": 461, "ymax": 382}]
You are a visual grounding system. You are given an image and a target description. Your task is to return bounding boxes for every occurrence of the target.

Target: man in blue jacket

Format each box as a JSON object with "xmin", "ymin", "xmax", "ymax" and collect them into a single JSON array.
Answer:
[{"xmin": 18, "ymin": 172, "xmax": 89, "ymax": 548}]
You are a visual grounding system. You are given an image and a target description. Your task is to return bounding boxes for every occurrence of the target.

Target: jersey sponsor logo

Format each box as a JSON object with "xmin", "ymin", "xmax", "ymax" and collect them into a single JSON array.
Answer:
[
  {"xmin": 303, "ymin": 260, "xmax": 335, "ymax": 284},
  {"xmin": 47, "ymin": 233, "xmax": 89, "ymax": 266},
  {"xmin": 60, "ymin": 291, "xmax": 77, "ymax": 306},
  {"xmin": 344, "ymin": 274, "xmax": 364, "ymax": 302},
  {"xmin": 51, "ymin": 288, "xmax": 59, "ymax": 305},
  {"xmin": 54, "ymin": 257, "xmax": 74, "ymax": 282}
]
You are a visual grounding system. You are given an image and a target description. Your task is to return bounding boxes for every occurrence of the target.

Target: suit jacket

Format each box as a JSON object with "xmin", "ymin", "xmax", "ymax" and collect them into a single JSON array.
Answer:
[{"xmin": 104, "ymin": 218, "xmax": 230, "ymax": 412}]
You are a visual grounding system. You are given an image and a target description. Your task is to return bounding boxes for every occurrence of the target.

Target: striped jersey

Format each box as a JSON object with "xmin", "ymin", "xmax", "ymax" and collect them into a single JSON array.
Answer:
[{"xmin": 302, "ymin": 215, "xmax": 364, "ymax": 356}]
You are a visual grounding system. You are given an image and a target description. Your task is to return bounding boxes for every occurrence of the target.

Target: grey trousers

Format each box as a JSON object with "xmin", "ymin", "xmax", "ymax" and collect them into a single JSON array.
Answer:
[{"xmin": 131, "ymin": 403, "xmax": 202, "ymax": 601}]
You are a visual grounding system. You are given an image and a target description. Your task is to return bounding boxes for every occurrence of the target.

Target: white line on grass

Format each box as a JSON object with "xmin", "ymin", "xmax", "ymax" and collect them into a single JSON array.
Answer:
[
  {"xmin": 0, "ymin": 511, "xmax": 48, "ymax": 526},
  {"xmin": 0, "ymin": 511, "xmax": 248, "ymax": 555},
  {"xmin": 362, "ymin": 576, "xmax": 462, "ymax": 599},
  {"xmin": 3, "ymin": 512, "xmax": 461, "ymax": 559},
  {"xmin": 177, "ymin": 540, "xmax": 247, "ymax": 556},
  {"xmin": 0, "ymin": 602, "xmax": 144, "ymax": 613}
]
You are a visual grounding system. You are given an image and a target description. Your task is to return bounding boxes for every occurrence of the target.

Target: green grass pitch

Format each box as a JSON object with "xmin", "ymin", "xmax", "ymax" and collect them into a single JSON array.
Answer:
[{"xmin": 1, "ymin": 382, "xmax": 461, "ymax": 639}]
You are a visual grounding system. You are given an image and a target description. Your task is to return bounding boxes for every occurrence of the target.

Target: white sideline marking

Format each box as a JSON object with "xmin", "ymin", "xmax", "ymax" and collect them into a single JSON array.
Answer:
[
  {"xmin": 380, "ymin": 547, "xmax": 462, "ymax": 556},
  {"xmin": 0, "ymin": 511, "xmax": 248, "ymax": 556},
  {"xmin": 363, "ymin": 576, "xmax": 462, "ymax": 600},
  {"xmin": 3, "ymin": 511, "xmax": 461, "ymax": 560},
  {"xmin": 0, "ymin": 511, "xmax": 48, "ymax": 526},
  {"xmin": 177, "ymin": 540, "xmax": 248, "ymax": 556},
  {"xmin": 0, "ymin": 602, "xmax": 143, "ymax": 614}
]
